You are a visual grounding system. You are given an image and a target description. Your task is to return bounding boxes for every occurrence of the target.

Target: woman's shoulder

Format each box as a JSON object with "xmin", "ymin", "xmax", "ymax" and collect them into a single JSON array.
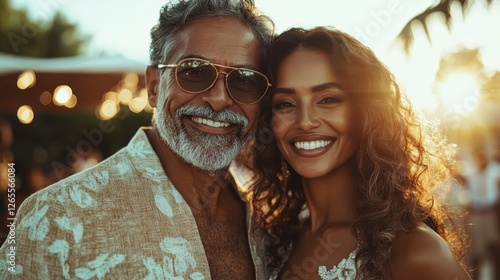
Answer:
[{"xmin": 391, "ymin": 223, "xmax": 471, "ymax": 280}]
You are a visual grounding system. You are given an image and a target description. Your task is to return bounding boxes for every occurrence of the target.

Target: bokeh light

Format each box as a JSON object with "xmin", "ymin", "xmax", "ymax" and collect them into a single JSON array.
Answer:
[
  {"xmin": 128, "ymin": 97, "xmax": 146, "ymax": 113},
  {"xmin": 17, "ymin": 105, "xmax": 34, "ymax": 124},
  {"xmin": 39, "ymin": 91, "xmax": 52, "ymax": 105},
  {"xmin": 104, "ymin": 91, "xmax": 119, "ymax": 103},
  {"xmin": 123, "ymin": 73, "xmax": 139, "ymax": 87},
  {"xmin": 17, "ymin": 70, "xmax": 36, "ymax": 90},
  {"xmin": 98, "ymin": 100, "xmax": 119, "ymax": 120},
  {"xmin": 53, "ymin": 85, "xmax": 73, "ymax": 106},
  {"xmin": 64, "ymin": 94, "xmax": 78, "ymax": 108},
  {"xmin": 118, "ymin": 88, "xmax": 133, "ymax": 105}
]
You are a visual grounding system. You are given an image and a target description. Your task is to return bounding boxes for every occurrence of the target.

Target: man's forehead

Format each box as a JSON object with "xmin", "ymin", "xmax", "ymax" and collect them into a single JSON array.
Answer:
[{"xmin": 169, "ymin": 16, "xmax": 260, "ymax": 66}]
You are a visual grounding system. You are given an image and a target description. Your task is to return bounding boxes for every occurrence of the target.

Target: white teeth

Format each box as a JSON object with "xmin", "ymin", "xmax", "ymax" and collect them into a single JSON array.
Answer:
[
  {"xmin": 294, "ymin": 140, "xmax": 332, "ymax": 150},
  {"xmin": 191, "ymin": 117, "xmax": 231, "ymax": 128}
]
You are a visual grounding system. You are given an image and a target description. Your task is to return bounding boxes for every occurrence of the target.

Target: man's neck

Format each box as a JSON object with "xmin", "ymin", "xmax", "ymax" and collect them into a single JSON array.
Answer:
[{"xmin": 146, "ymin": 128, "xmax": 233, "ymax": 214}]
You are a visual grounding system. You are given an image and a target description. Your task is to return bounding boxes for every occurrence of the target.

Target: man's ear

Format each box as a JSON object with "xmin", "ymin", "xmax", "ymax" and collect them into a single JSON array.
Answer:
[{"xmin": 145, "ymin": 66, "xmax": 159, "ymax": 108}]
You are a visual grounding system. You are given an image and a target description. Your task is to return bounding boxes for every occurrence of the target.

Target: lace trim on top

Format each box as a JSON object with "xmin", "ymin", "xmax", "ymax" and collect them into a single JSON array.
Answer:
[
  {"xmin": 317, "ymin": 250, "xmax": 357, "ymax": 280},
  {"xmin": 269, "ymin": 247, "xmax": 358, "ymax": 280}
]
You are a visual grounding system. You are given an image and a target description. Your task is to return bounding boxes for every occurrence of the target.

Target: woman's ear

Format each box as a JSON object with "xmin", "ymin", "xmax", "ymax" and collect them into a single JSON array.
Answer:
[{"xmin": 145, "ymin": 66, "xmax": 159, "ymax": 107}]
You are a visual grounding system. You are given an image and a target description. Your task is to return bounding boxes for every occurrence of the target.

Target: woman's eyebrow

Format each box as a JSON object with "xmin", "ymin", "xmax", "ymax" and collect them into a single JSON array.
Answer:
[
  {"xmin": 274, "ymin": 82, "xmax": 343, "ymax": 94},
  {"xmin": 311, "ymin": 82, "xmax": 343, "ymax": 92},
  {"xmin": 274, "ymin": 87, "xmax": 295, "ymax": 94}
]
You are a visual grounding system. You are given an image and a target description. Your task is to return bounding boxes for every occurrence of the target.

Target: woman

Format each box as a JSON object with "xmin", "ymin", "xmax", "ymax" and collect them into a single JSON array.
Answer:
[{"xmin": 250, "ymin": 27, "xmax": 471, "ymax": 279}]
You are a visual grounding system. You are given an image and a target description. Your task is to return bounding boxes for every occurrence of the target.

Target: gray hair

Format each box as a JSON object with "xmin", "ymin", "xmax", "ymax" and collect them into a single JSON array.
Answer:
[{"xmin": 149, "ymin": 0, "xmax": 275, "ymax": 72}]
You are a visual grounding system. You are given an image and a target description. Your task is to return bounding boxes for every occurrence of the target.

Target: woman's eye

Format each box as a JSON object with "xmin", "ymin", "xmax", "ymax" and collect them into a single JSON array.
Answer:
[
  {"xmin": 319, "ymin": 96, "xmax": 342, "ymax": 104},
  {"xmin": 273, "ymin": 101, "xmax": 294, "ymax": 110}
]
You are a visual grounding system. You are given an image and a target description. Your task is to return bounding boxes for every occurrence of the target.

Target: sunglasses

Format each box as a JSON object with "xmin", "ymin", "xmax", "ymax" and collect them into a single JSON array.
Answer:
[{"xmin": 157, "ymin": 58, "xmax": 271, "ymax": 104}]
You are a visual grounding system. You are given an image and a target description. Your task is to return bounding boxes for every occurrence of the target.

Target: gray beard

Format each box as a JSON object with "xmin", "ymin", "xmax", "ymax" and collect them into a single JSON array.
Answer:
[{"xmin": 154, "ymin": 98, "xmax": 254, "ymax": 173}]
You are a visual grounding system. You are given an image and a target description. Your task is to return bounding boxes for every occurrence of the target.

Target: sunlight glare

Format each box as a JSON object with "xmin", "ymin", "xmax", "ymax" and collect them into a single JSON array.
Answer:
[
  {"xmin": 437, "ymin": 72, "xmax": 479, "ymax": 112},
  {"xmin": 381, "ymin": 42, "xmax": 439, "ymax": 113}
]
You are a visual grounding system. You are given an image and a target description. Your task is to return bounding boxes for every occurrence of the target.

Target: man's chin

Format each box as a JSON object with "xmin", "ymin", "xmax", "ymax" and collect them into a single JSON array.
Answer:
[
  {"xmin": 181, "ymin": 145, "xmax": 239, "ymax": 172},
  {"xmin": 190, "ymin": 162, "xmax": 230, "ymax": 177},
  {"xmin": 155, "ymin": 121, "xmax": 250, "ymax": 174}
]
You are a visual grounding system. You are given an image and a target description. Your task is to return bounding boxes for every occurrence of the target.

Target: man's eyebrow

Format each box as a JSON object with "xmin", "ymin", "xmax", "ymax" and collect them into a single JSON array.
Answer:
[
  {"xmin": 176, "ymin": 54, "xmax": 258, "ymax": 70},
  {"xmin": 274, "ymin": 82, "xmax": 343, "ymax": 94},
  {"xmin": 175, "ymin": 54, "xmax": 205, "ymax": 62}
]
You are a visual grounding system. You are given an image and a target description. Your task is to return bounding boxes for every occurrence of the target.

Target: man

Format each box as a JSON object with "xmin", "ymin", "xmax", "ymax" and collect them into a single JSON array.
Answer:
[{"xmin": 0, "ymin": 0, "xmax": 274, "ymax": 278}]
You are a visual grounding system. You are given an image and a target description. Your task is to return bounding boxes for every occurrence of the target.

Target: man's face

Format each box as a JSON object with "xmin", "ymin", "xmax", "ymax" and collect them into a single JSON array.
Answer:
[{"xmin": 146, "ymin": 16, "xmax": 262, "ymax": 172}]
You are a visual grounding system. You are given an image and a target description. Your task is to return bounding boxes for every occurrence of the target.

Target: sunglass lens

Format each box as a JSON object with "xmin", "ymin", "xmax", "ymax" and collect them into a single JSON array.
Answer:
[
  {"xmin": 227, "ymin": 70, "xmax": 267, "ymax": 103},
  {"xmin": 176, "ymin": 59, "xmax": 216, "ymax": 92}
]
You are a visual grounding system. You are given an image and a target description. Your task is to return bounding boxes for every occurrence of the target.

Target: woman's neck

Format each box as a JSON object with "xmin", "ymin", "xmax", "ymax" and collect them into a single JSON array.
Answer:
[{"xmin": 301, "ymin": 159, "xmax": 358, "ymax": 234}]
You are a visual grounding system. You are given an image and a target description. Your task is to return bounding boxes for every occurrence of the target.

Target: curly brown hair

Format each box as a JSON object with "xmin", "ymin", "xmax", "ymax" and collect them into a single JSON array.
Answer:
[{"xmin": 249, "ymin": 26, "xmax": 468, "ymax": 279}]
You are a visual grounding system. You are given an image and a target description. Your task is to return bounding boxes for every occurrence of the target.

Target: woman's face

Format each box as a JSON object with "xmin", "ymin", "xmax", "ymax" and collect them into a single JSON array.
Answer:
[{"xmin": 272, "ymin": 48, "xmax": 358, "ymax": 179}]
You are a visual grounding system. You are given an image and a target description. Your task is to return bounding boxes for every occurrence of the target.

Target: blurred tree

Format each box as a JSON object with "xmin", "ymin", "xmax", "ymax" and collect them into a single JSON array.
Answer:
[
  {"xmin": 482, "ymin": 71, "xmax": 500, "ymax": 101},
  {"xmin": 435, "ymin": 48, "xmax": 486, "ymax": 82},
  {"xmin": 0, "ymin": 0, "xmax": 88, "ymax": 57},
  {"xmin": 397, "ymin": 0, "xmax": 496, "ymax": 53},
  {"xmin": 481, "ymin": 72, "xmax": 500, "ymax": 154}
]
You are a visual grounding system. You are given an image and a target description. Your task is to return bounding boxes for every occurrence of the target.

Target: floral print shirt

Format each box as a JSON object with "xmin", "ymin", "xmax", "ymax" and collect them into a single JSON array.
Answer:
[{"xmin": 0, "ymin": 128, "xmax": 267, "ymax": 279}]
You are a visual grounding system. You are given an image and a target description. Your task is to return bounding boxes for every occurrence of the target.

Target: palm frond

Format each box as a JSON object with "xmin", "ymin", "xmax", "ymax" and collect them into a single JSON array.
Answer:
[{"xmin": 396, "ymin": 0, "xmax": 493, "ymax": 54}]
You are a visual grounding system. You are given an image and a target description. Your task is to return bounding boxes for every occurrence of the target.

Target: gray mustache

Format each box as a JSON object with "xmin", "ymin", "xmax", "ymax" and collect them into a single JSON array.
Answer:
[{"xmin": 176, "ymin": 105, "xmax": 249, "ymax": 128}]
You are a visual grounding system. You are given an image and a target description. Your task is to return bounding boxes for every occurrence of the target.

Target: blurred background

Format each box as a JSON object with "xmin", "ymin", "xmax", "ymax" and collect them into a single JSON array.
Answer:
[{"xmin": 0, "ymin": 0, "xmax": 499, "ymax": 279}]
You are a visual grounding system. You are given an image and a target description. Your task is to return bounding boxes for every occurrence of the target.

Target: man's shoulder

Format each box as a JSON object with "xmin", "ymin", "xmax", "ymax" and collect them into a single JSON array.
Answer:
[
  {"xmin": 22, "ymin": 127, "xmax": 163, "ymax": 210},
  {"xmin": 51, "ymin": 147, "xmax": 129, "ymax": 188},
  {"xmin": 23, "ymin": 146, "xmax": 134, "ymax": 208}
]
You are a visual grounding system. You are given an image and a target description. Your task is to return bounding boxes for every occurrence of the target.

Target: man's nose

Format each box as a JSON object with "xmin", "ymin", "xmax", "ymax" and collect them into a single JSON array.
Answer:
[{"xmin": 201, "ymin": 72, "xmax": 234, "ymax": 111}]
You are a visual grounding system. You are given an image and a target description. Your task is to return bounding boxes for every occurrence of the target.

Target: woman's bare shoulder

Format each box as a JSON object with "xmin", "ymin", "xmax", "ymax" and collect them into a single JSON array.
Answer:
[{"xmin": 391, "ymin": 224, "xmax": 471, "ymax": 280}]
